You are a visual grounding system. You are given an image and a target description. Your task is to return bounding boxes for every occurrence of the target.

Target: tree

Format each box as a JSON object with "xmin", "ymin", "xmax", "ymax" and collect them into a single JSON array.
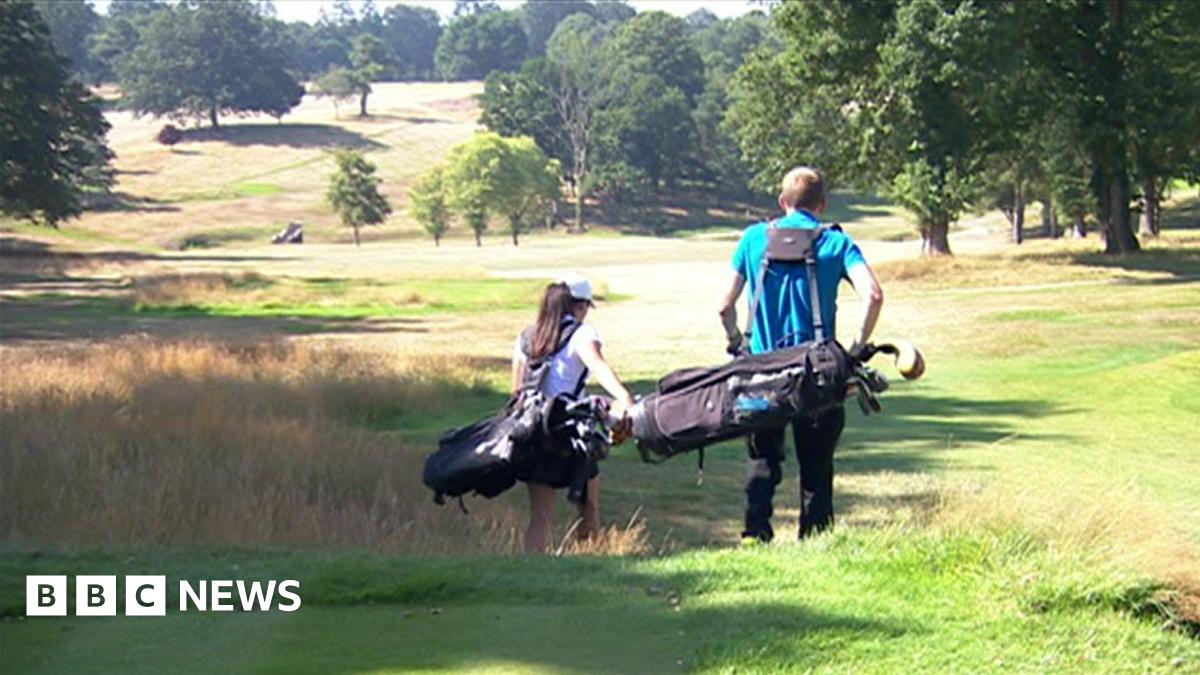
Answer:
[
  {"xmin": 605, "ymin": 12, "xmax": 704, "ymax": 103},
  {"xmin": 596, "ymin": 74, "xmax": 693, "ymax": 192},
  {"xmin": 326, "ymin": 149, "xmax": 392, "ymax": 246},
  {"xmin": 312, "ymin": 67, "xmax": 357, "ymax": 118},
  {"xmin": 684, "ymin": 9, "xmax": 719, "ymax": 34},
  {"xmin": 492, "ymin": 136, "xmax": 561, "ymax": 245},
  {"xmin": 279, "ymin": 19, "xmax": 350, "ymax": 78},
  {"xmin": 592, "ymin": 1, "xmax": 636, "ymax": 26},
  {"xmin": 479, "ymin": 59, "xmax": 566, "ymax": 165},
  {"xmin": 33, "ymin": 1, "xmax": 103, "ymax": 84},
  {"xmin": 1018, "ymin": 0, "xmax": 1200, "ymax": 252},
  {"xmin": 728, "ymin": 1, "xmax": 997, "ymax": 255},
  {"xmin": 408, "ymin": 166, "xmax": 451, "ymax": 246},
  {"xmin": 381, "ymin": 4, "xmax": 441, "ymax": 80},
  {"xmin": 519, "ymin": 1, "xmax": 595, "ymax": 57},
  {"xmin": 436, "ymin": 10, "xmax": 528, "ymax": 81},
  {"xmin": 118, "ymin": 1, "xmax": 303, "ymax": 129},
  {"xmin": 1, "ymin": 2, "xmax": 113, "ymax": 225},
  {"xmin": 692, "ymin": 14, "xmax": 777, "ymax": 191},
  {"xmin": 349, "ymin": 33, "xmax": 390, "ymax": 116},
  {"xmin": 455, "ymin": 1, "xmax": 500, "ymax": 17},
  {"xmin": 545, "ymin": 14, "xmax": 623, "ymax": 228},
  {"xmin": 443, "ymin": 133, "xmax": 561, "ymax": 246}
]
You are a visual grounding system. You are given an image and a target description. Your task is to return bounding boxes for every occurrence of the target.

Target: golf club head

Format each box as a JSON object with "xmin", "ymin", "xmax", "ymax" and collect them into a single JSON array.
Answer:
[{"xmin": 892, "ymin": 339, "xmax": 925, "ymax": 380}]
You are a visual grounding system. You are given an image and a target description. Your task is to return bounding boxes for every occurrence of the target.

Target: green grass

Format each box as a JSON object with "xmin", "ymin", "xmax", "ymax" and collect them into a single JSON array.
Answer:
[{"xmin": 2, "ymin": 528, "xmax": 1196, "ymax": 674}]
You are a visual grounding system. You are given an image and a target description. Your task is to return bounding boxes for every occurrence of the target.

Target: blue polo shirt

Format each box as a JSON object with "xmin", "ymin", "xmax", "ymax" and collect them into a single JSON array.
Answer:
[{"xmin": 732, "ymin": 210, "xmax": 867, "ymax": 353}]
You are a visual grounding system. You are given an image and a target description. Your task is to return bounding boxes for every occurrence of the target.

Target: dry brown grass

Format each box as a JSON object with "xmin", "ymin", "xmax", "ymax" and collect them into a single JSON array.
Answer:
[
  {"xmin": 937, "ymin": 469, "xmax": 1200, "ymax": 622},
  {"xmin": 0, "ymin": 337, "xmax": 653, "ymax": 556},
  {"xmin": 0, "ymin": 338, "xmax": 538, "ymax": 555}
]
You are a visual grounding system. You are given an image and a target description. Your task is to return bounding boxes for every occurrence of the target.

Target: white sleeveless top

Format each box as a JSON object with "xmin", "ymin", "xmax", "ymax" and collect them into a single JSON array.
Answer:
[{"xmin": 512, "ymin": 320, "xmax": 603, "ymax": 399}]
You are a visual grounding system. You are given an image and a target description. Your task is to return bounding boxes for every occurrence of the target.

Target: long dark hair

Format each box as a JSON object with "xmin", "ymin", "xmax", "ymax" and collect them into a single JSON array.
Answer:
[{"xmin": 530, "ymin": 282, "xmax": 583, "ymax": 360}]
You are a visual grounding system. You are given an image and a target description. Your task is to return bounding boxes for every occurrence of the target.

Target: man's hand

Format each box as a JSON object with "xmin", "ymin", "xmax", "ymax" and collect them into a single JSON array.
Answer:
[{"xmin": 726, "ymin": 330, "xmax": 749, "ymax": 357}]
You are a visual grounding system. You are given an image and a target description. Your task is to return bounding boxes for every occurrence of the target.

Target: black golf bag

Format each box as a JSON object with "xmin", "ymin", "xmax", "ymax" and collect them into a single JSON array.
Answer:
[
  {"xmin": 423, "ymin": 321, "xmax": 612, "ymax": 506},
  {"xmin": 630, "ymin": 223, "xmax": 887, "ymax": 463}
]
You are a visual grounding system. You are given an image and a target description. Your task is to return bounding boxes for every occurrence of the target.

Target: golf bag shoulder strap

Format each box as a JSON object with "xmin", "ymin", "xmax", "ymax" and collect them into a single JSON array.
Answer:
[
  {"xmin": 518, "ymin": 320, "xmax": 586, "ymax": 396},
  {"xmin": 745, "ymin": 222, "xmax": 833, "ymax": 345}
]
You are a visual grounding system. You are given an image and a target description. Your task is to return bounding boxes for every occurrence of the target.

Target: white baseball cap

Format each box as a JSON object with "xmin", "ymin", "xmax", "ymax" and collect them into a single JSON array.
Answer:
[{"xmin": 558, "ymin": 273, "xmax": 595, "ymax": 305}]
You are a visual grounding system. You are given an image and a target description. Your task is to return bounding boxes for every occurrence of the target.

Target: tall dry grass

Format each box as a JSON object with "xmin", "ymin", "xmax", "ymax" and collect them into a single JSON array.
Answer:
[
  {"xmin": 936, "ymin": 470, "xmax": 1200, "ymax": 622},
  {"xmin": 0, "ymin": 338, "xmax": 548, "ymax": 555}
]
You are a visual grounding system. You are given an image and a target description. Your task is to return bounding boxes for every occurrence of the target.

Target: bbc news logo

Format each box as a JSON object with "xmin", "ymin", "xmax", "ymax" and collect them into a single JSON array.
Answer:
[{"xmin": 26, "ymin": 576, "xmax": 301, "ymax": 616}]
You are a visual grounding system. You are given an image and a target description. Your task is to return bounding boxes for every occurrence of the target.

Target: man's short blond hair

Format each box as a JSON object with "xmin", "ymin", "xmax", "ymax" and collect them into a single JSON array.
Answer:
[{"xmin": 780, "ymin": 166, "xmax": 826, "ymax": 211}]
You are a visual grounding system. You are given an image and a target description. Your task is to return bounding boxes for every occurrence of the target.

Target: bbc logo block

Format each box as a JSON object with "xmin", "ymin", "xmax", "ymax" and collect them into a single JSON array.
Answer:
[{"xmin": 28, "ymin": 575, "xmax": 165, "ymax": 617}]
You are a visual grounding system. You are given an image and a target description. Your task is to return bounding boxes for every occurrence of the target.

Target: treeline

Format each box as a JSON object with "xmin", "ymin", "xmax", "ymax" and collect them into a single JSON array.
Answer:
[
  {"xmin": 726, "ymin": 0, "xmax": 1200, "ymax": 254},
  {"xmin": 477, "ymin": 9, "xmax": 777, "ymax": 229}
]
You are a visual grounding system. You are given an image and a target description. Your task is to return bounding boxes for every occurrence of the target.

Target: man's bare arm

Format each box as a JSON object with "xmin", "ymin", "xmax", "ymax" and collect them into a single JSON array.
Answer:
[
  {"xmin": 718, "ymin": 272, "xmax": 747, "ymax": 349},
  {"xmin": 845, "ymin": 263, "xmax": 884, "ymax": 346}
]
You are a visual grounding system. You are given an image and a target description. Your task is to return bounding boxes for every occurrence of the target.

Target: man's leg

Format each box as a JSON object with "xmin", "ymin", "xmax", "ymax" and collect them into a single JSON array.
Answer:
[
  {"xmin": 743, "ymin": 426, "xmax": 785, "ymax": 542},
  {"xmin": 793, "ymin": 406, "xmax": 846, "ymax": 538}
]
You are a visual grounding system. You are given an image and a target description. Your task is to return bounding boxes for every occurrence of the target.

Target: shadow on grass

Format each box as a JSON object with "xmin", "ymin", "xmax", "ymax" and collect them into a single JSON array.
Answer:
[
  {"xmin": 589, "ymin": 189, "xmax": 904, "ymax": 237},
  {"xmin": 1070, "ymin": 247, "xmax": 1200, "ymax": 279},
  {"xmin": 0, "ymin": 548, "xmax": 912, "ymax": 674},
  {"xmin": 0, "ymin": 294, "xmax": 430, "ymax": 342},
  {"xmin": 178, "ymin": 123, "xmax": 385, "ymax": 150},
  {"xmin": 0, "ymin": 237, "xmax": 290, "ymax": 273},
  {"xmin": 83, "ymin": 191, "xmax": 180, "ymax": 214},
  {"xmin": 591, "ymin": 379, "xmax": 1073, "ymax": 547}
]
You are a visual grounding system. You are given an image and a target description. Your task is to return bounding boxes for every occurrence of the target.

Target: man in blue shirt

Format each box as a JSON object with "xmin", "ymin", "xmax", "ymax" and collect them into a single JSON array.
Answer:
[{"xmin": 718, "ymin": 167, "xmax": 884, "ymax": 541}]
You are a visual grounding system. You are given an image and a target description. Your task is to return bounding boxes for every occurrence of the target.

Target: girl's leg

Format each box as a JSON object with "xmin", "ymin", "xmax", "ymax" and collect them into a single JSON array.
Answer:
[
  {"xmin": 575, "ymin": 477, "xmax": 601, "ymax": 542},
  {"xmin": 525, "ymin": 482, "xmax": 556, "ymax": 554}
]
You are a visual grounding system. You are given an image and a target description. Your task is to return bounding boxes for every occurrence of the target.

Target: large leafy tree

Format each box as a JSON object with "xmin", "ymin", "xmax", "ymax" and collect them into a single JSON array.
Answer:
[
  {"xmin": 1010, "ymin": 0, "xmax": 1200, "ymax": 251},
  {"xmin": 435, "ymin": 10, "xmax": 527, "ymax": 81},
  {"xmin": 479, "ymin": 59, "xmax": 565, "ymax": 166},
  {"xmin": 1, "ymin": 1, "xmax": 113, "ymax": 225},
  {"xmin": 692, "ymin": 13, "xmax": 777, "ymax": 190},
  {"xmin": 729, "ymin": 1, "xmax": 998, "ymax": 255},
  {"xmin": 591, "ymin": 13, "xmax": 703, "ymax": 195},
  {"xmin": 326, "ymin": 149, "xmax": 392, "ymax": 246},
  {"xmin": 89, "ymin": 1, "xmax": 168, "ymax": 83},
  {"xmin": 118, "ymin": 1, "xmax": 303, "ymax": 128},
  {"xmin": 380, "ymin": 4, "xmax": 441, "ymax": 80},
  {"xmin": 518, "ymin": 1, "xmax": 595, "ymax": 57},
  {"xmin": 604, "ymin": 11, "xmax": 704, "ymax": 104},
  {"xmin": 33, "ymin": 1, "xmax": 104, "ymax": 84}
]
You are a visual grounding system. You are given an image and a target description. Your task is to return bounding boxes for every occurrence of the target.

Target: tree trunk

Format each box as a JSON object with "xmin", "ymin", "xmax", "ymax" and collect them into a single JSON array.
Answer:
[
  {"xmin": 359, "ymin": 90, "xmax": 369, "ymax": 117},
  {"xmin": 474, "ymin": 229, "xmax": 482, "ymax": 247},
  {"xmin": 352, "ymin": 225, "xmax": 360, "ymax": 247},
  {"xmin": 209, "ymin": 106, "xmax": 219, "ymax": 129},
  {"xmin": 434, "ymin": 233, "xmax": 440, "ymax": 247},
  {"xmin": 1012, "ymin": 180, "xmax": 1024, "ymax": 245},
  {"xmin": 921, "ymin": 221, "xmax": 952, "ymax": 255},
  {"xmin": 1138, "ymin": 176, "xmax": 1158, "ymax": 238},
  {"xmin": 1073, "ymin": 213, "xmax": 1086, "ymax": 238},
  {"xmin": 1104, "ymin": 173, "xmax": 1140, "ymax": 253},
  {"xmin": 1042, "ymin": 197, "xmax": 1058, "ymax": 238},
  {"xmin": 572, "ymin": 170, "xmax": 585, "ymax": 231}
]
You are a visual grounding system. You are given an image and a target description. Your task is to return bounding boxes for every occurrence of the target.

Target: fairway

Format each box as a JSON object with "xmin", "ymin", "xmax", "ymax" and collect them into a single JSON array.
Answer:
[{"xmin": 3, "ymin": 77, "xmax": 1200, "ymax": 673}]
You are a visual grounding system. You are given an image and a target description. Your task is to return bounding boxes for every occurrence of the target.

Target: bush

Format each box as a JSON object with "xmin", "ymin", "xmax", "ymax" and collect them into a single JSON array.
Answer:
[{"xmin": 157, "ymin": 124, "xmax": 182, "ymax": 147}]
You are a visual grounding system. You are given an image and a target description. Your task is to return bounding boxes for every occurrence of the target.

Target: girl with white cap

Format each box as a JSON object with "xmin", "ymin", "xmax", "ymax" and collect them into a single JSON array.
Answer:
[{"xmin": 512, "ymin": 273, "xmax": 635, "ymax": 553}]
